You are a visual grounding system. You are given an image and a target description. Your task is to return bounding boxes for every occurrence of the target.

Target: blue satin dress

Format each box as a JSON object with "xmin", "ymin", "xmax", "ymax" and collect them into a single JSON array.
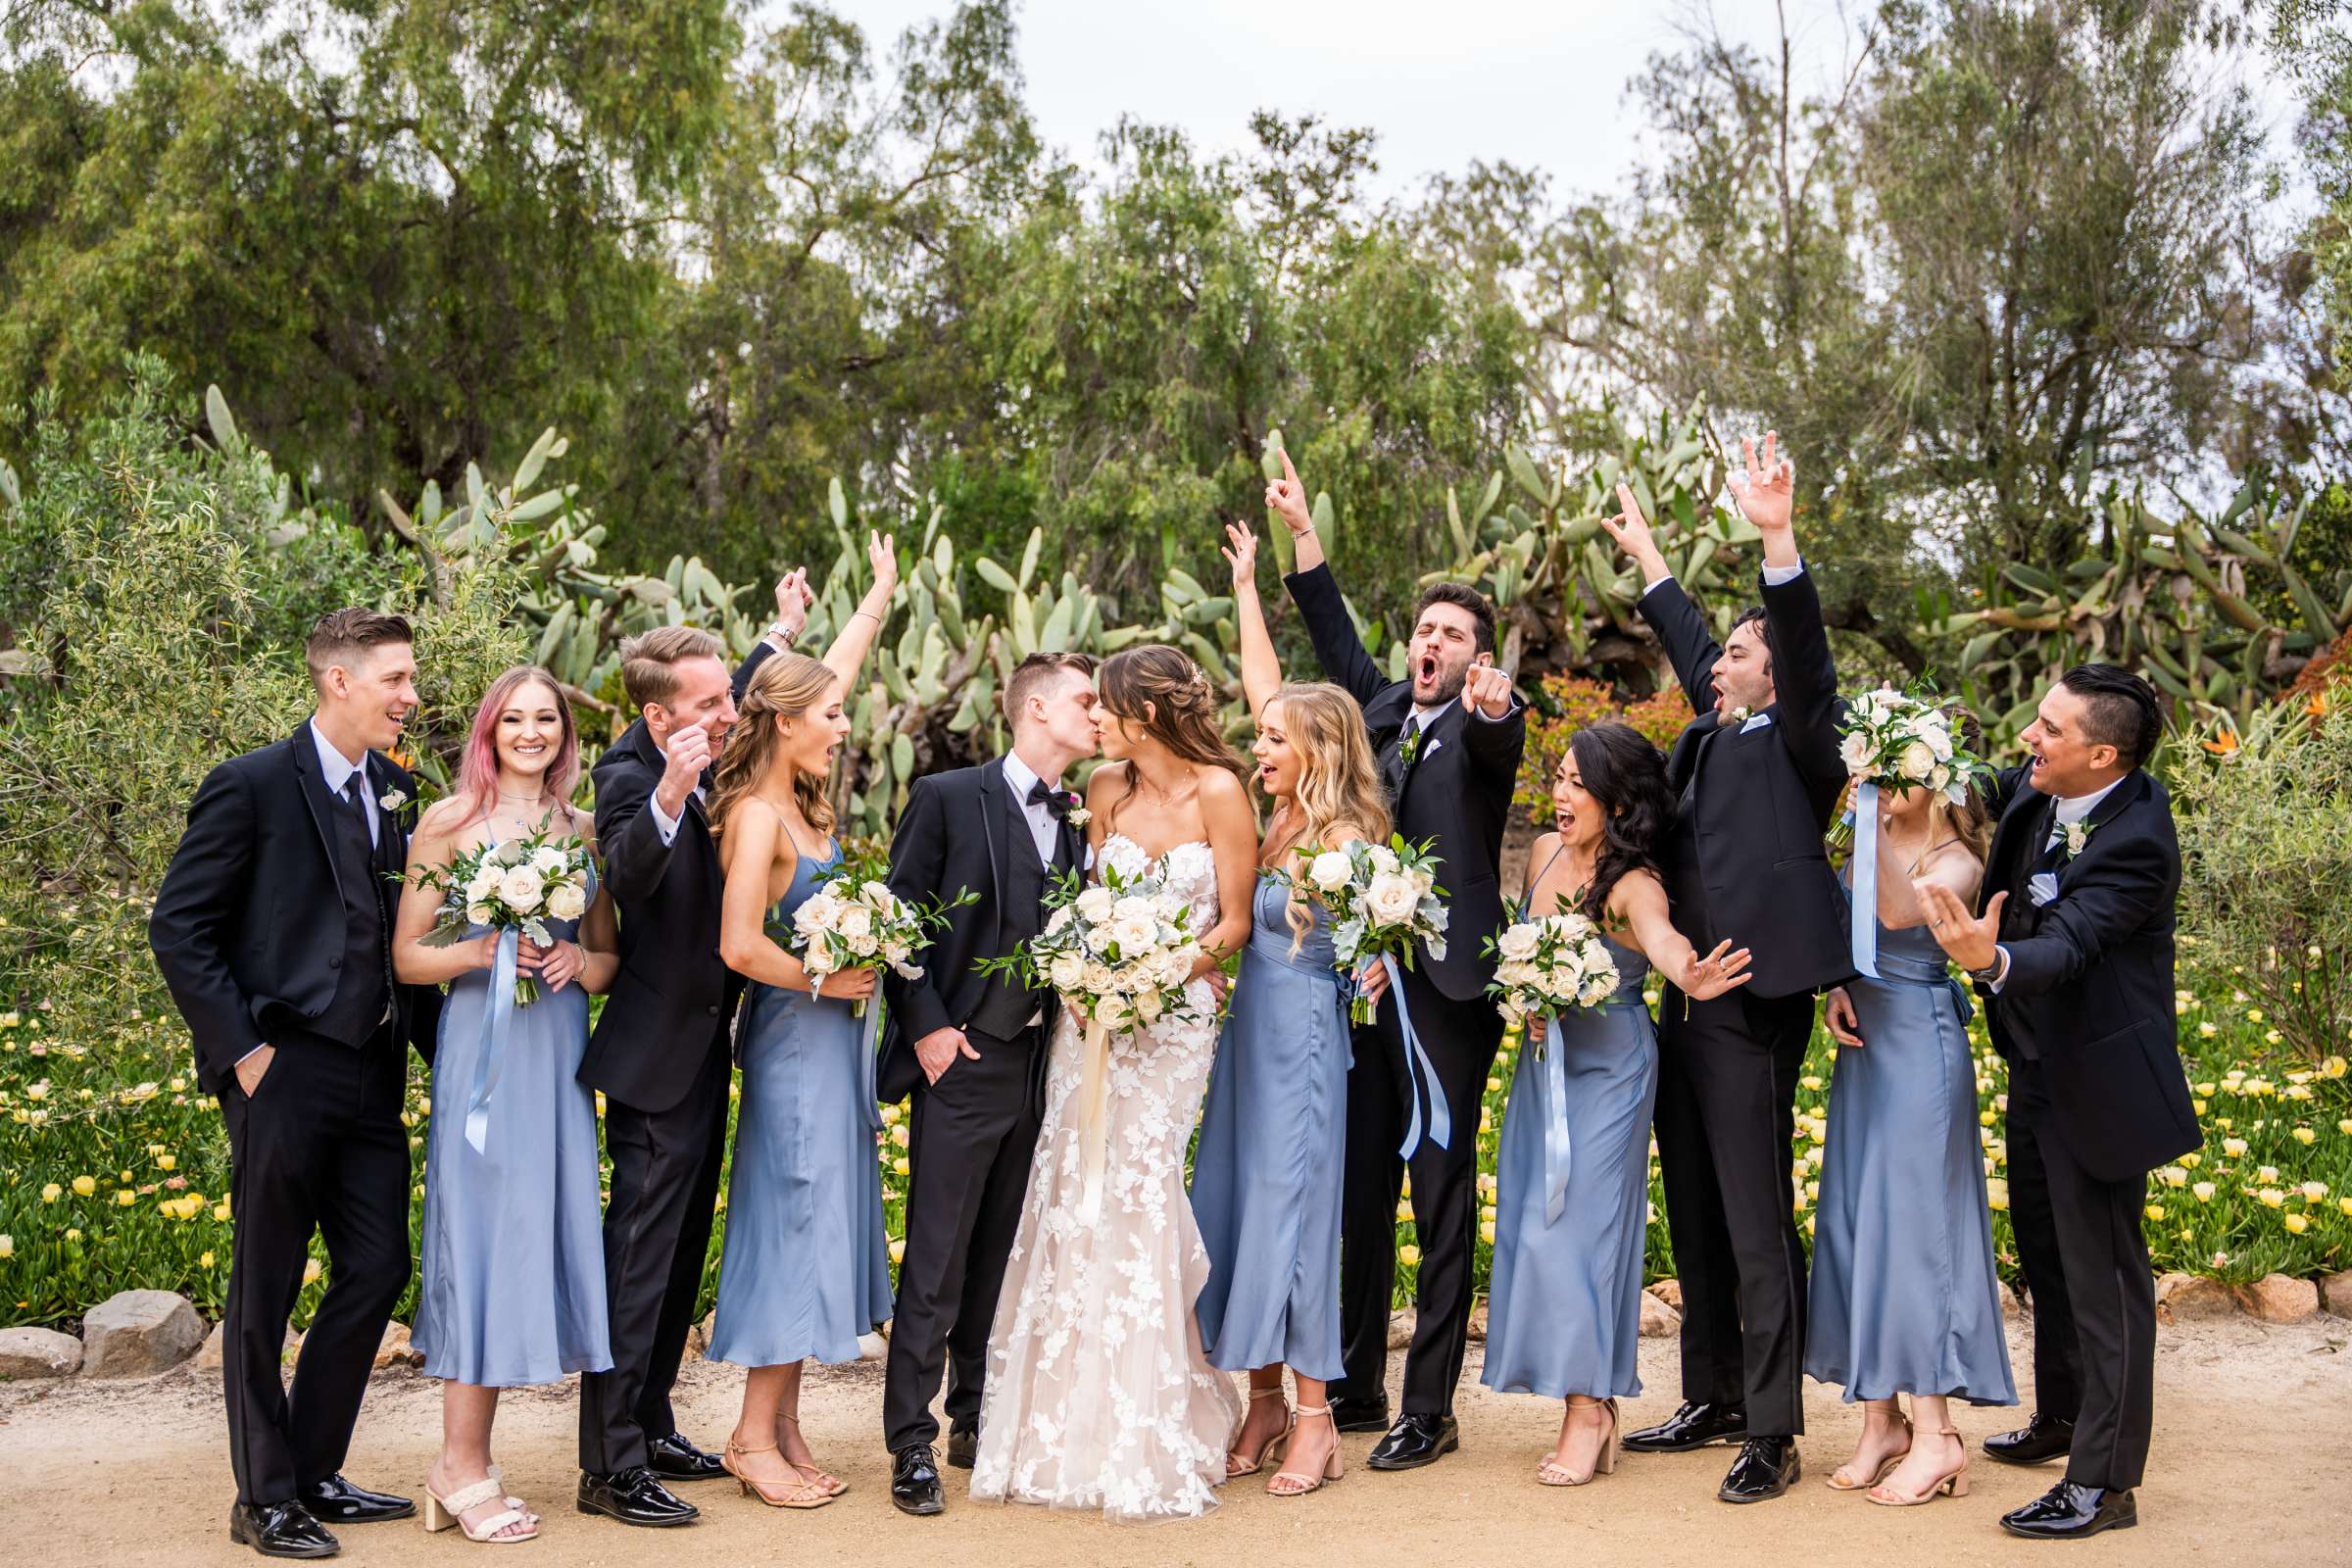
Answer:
[
  {"xmin": 707, "ymin": 843, "xmax": 893, "ymax": 1367},
  {"xmin": 1480, "ymin": 934, "xmax": 1657, "ymax": 1401},
  {"xmin": 415, "ymin": 852, "xmax": 612, "ymax": 1387},
  {"xmin": 1804, "ymin": 887, "xmax": 2017, "ymax": 1405},
  {"xmin": 1191, "ymin": 870, "xmax": 1351, "ymax": 1380}
]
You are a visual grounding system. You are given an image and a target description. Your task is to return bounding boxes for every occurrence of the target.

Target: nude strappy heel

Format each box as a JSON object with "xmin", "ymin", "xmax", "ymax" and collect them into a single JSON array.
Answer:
[
  {"xmin": 1537, "ymin": 1396, "xmax": 1618, "ymax": 1487},
  {"xmin": 1228, "ymin": 1386, "xmax": 1291, "ymax": 1478},
  {"xmin": 775, "ymin": 1413, "xmax": 847, "ymax": 1497},
  {"xmin": 721, "ymin": 1439, "xmax": 834, "ymax": 1509},
  {"xmin": 1828, "ymin": 1406, "xmax": 1912, "ymax": 1491},
  {"xmin": 423, "ymin": 1476, "xmax": 539, "ymax": 1544},
  {"xmin": 1866, "ymin": 1428, "xmax": 1972, "ymax": 1506},
  {"xmin": 1267, "ymin": 1403, "xmax": 1345, "ymax": 1496}
]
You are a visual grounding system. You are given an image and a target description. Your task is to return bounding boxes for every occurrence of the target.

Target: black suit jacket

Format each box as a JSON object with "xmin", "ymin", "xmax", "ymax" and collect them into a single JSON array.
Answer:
[
  {"xmin": 877, "ymin": 760, "xmax": 1081, "ymax": 1101},
  {"xmin": 1283, "ymin": 563, "xmax": 1525, "ymax": 1003},
  {"xmin": 150, "ymin": 723, "xmax": 440, "ymax": 1093},
  {"xmin": 577, "ymin": 643, "xmax": 775, "ymax": 1114},
  {"xmin": 1641, "ymin": 569, "xmax": 1850, "ymax": 999},
  {"xmin": 1977, "ymin": 764, "xmax": 2199, "ymax": 1180}
]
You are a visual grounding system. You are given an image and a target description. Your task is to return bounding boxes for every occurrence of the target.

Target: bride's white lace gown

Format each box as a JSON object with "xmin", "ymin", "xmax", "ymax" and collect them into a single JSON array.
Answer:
[{"xmin": 969, "ymin": 834, "xmax": 1245, "ymax": 1521}]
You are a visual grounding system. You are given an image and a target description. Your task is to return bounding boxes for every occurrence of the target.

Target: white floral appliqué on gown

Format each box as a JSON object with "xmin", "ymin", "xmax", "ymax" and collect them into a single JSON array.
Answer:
[{"xmin": 969, "ymin": 834, "xmax": 1245, "ymax": 1521}]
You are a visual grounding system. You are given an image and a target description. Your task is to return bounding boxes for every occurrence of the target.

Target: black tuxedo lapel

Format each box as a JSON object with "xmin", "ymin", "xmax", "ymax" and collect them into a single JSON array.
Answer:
[
  {"xmin": 1985, "ymin": 787, "xmax": 2049, "ymax": 906},
  {"xmin": 362, "ymin": 755, "xmax": 403, "ymax": 883},
  {"xmin": 289, "ymin": 726, "xmax": 351, "ymax": 908},
  {"xmin": 977, "ymin": 760, "xmax": 1011, "ymax": 952}
]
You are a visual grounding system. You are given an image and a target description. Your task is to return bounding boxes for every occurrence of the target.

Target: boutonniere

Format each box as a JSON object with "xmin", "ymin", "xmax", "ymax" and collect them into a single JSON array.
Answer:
[
  {"xmin": 1398, "ymin": 726, "xmax": 1424, "ymax": 767},
  {"xmin": 378, "ymin": 788, "xmax": 410, "ymax": 813},
  {"xmin": 1721, "ymin": 704, "xmax": 1752, "ymax": 727},
  {"xmin": 2062, "ymin": 819, "xmax": 2092, "ymax": 860},
  {"xmin": 1065, "ymin": 801, "xmax": 1091, "ymax": 828}
]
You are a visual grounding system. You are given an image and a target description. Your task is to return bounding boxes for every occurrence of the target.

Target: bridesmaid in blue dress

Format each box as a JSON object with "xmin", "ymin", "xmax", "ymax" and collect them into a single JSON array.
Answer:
[
  {"xmin": 1196, "ymin": 521, "xmax": 1391, "ymax": 1498},
  {"xmin": 1809, "ymin": 772, "xmax": 2016, "ymax": 1506},
  {"xmin": 394, "ymin": 666, "xmax": 616, "ymax": 1543},
  {"xmin": 1481, "ymin": 722, "xmax": 1754, "ymax": 1488},
  {"xmin": 704, "ymin": 534, "xmax": 900, "ymax": 1510}
]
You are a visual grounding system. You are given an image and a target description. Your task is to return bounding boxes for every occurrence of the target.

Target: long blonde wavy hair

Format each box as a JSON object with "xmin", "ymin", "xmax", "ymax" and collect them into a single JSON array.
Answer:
[
  {"xmin": 709, "ymin": 652, "xmax": 839, "ymax": 842},
  {"xmin": 1262, "ymin": 682, "xmax": 1391, "ymax": 951}
]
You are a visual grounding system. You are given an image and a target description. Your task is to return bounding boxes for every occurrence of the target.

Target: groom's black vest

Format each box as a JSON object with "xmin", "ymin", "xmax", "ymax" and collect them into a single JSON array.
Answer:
[
  {"xmin": 314, "ymin": 780, "xmax": 396, "ymax": 1048},
  {"xmin": 967, "ymin": 785, "xmax": 1070, "ymax": 1039}
]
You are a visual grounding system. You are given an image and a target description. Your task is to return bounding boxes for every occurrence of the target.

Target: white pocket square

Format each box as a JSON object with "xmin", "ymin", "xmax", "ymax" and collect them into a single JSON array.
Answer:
[
  {"xmin": 1740, "ymin": 712, "xmax": 1773, "ymax": 734},
  {"xmin": 1423, "ymin": 737, "xmax": 1444, "ymax": 759},
  {"xmin": 2028, "ymin": 871, "xmax": 2060, "ymax": 907}
]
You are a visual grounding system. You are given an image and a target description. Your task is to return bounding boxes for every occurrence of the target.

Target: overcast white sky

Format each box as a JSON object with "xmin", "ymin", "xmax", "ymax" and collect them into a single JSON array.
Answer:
[{"xmin": 837, "ymin": 0, "xmax": 2307, "ymax": 214}]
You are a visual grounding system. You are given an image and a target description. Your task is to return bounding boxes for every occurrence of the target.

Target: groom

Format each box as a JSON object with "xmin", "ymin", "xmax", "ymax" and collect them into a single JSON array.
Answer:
[
  {"xmin": 879, "ymin": 651, "xmax": 1102, "ymax": 1516},
  {"xmin": 575, "ymin": 576, "xmax": 808, "ymax": 1528},
  {"xmin": 151, "ymin": 609, "xmax": 443, "ymax": 1560},
  {"xmin": 1601, "ymin": 435, "xmax": 1848, "ymax": 1504},
  {"xmin": 1916, "ymin": 664, "xmax": 2196, "ymax": 1542},
  {"xmin": 1271, "ymin": 455, "xmax": 1525, "ymax": 1472}
]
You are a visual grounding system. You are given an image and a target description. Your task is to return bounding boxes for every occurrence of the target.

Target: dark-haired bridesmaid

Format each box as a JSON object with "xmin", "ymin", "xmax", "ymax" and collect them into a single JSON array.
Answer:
[{"xmin": 1480, "ymin": 723, "xmax": 1753, "ymax": 1488}]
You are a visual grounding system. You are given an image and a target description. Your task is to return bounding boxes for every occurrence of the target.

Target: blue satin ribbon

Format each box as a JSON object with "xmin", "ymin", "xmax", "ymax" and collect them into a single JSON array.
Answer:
[
  {"xmin": 856, "ymin": 996, "xmax": 884, "ymax": 1132},
  {"xmin": 1538, "ymin": 1017, "xmax": 1574, "ymax": 1226},
  {"xmin": 1848, "ymin": 781, "xmax": 1882, "ymax": 979},
  {"xmin": 464, "ymin": 927, "xmax": 520, "ymax": 1155},
  {"xmin": 1385, "ymin": 953, "xmax": 1451, "ymax": 1159}
]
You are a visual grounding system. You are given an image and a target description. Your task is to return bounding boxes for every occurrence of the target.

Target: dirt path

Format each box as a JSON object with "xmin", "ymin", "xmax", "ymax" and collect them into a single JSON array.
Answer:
[{"xmin": 5, "ymin": 1317, "xmax": 2348, "ymax": 1566}]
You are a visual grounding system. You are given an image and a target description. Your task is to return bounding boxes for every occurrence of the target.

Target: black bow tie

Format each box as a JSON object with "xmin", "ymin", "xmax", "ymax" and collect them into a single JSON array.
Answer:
[{"xmin": 1027, "ymin": 778, "xmax": 1072, "ymax": 820}]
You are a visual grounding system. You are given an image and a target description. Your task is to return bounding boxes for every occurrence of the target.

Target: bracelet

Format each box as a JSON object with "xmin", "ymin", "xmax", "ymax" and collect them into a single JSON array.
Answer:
[{"xmin": 854, "ymin": 609, "xmax": 882, "ymax": 623}]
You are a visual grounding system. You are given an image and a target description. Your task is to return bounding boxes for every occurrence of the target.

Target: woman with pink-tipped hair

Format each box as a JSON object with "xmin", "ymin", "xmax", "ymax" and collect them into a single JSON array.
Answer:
[{"xmin": 392, "ymin": 665, "xmax": 619, "ymax": 1543}]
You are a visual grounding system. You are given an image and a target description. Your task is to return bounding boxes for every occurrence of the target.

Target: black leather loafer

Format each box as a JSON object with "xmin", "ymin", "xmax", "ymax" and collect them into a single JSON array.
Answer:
[
  {"xmin": 1329, "ymin": 1396, "xmax": 1393, "ymax": 1435},
  {"xmin": 228, "ymin": 1500, "xmax": 340, "ymax": 1559},
  {"xmin": 946, "ymin": 1427, "xmax": 978, "ymax": 1470},
  {"xmin": 2000, "ymin": 1481, "xmax": 2137, "ymax": 1540},
  {"xmin": 892, "ymin": 1444, "xmax": 946, "ymax": 1516},
  {"xmin": 1984, "ymin": 1412, "xmax": 2075, "ymax": 1467},
  {"xmin": 1365, "ymin": 1412, "xmax": 1460, "ymax": 1471},
  {"xmin": 576, "ymin": 1466, "xmax": 698, "ymax": 1527},
  {"xmin": 1623, "ymin": 1399, "xmax": 1748, "ymax": 1454},
  {"xmin": 296, "ymin": 1474, "xmax": 414, "ymax": 1524},
  {"xmin": 646, "ymin": 1431, "xmax": 727, "ymax": 1482},
  {"xmin": 1716, "ymin": 1436, "xmax": 1800, "ymax": 1502}
]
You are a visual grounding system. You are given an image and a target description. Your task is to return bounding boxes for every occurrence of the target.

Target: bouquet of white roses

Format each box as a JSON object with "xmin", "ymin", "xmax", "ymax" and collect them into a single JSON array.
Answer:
[
  {"xmin": 413, "ymin": 829, "xmax": 594, "ymax": 1005},
  {"xmin": 782, "ymin": 850, "xmax": 971, "ymax": 1019},
  {"xmin": 1483, "ymin": 906, "xmax": 1623, "ymax": 1033},
  {"xmin": 1838, "ymin": 683, "xmax": 1994, "ymax": 804},
  {"xmin": 978, "ymin": 860, "xmax": 1205, "ymax": 1034},
  {"xmin": 1277, "ymin": 835, "xmax": 1449, "ymax": 1023}
]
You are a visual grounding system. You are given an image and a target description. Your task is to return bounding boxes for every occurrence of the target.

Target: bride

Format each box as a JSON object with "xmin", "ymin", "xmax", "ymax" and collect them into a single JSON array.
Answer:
[{"xmin": 970, "ymin": 643, "xmax": 1257, "ymax": 1521}]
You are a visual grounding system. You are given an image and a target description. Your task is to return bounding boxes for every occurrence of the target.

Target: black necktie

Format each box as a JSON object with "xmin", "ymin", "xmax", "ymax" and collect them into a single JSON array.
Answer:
[{"xmin": 1026, "ymin": 778, "xmax": 1071, "ymax": 821}]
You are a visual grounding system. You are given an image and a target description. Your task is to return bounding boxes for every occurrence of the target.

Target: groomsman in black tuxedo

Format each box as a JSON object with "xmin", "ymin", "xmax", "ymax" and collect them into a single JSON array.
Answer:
[
  {"xmin": 878, "ymin": 651, "xmax": 1102, "ymax": 1517},
  {"xmin": 1270, "ymin": 454, "xmax": 1526, "ymax": 1472},
  {"xmin": 1916, "ymin": 664, "xmax": 2196, "ymax": 1543},
  {"xmin": 574, "ymin": 579, "xmax": 808, "ymax": 1528},
  {"xmin": 1602, "ymin": 436, "xmax": 1849, "ymax": 1503},
  {"xmin": 151, "ymin": 609, "xmax": 444, "ymax": 1559}
]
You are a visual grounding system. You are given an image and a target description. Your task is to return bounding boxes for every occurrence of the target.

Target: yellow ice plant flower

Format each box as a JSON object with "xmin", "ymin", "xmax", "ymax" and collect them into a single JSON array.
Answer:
[
  {"xmin": 40, "ymin": 1183, "xmax": 60, "ymax": 1202},
  {"xmin": 2302, "ymin": 1182, "xmax": 2328, "ymax": 1201},
  {"xmin": 2193, "ymin": 1182, "xmax": 2216, "ymax": 1202},
  {"xmin": 892, "ymin": 1157, "xmax": 910, "ymax": 1177},
  {"xmin": 200, "ymin": 1251, "xmax": 216, "ymax": 1268},
  {"xmin": 2291, "ymin": 1126, "xmax": 2316, "ymax": 1145},
  {"xmin": 63, "ymin": 1229, "xmax": 79, "ymax": 1242},
  {"xmin": 2258, "ymin": 1164, "xmax": 2279, "ymax": 1183},
  {"xmin": 1396, "ymin": 1200, "xmax": 1413, "ymax": 1222},
  {"xmin": 1985, "ymin": 1178, "xmax": 2009, "ymax": 1211},
  {"xmin": 2283, "ymin": 1212, "xmax": 2308, "ymax": 1235},
  {"xmin": 0, "ymin": 1234, "xmax": 11, "ymax": 1259},
  {"xmin": 1398, "ymin": 1244, "xmax": 1423, "ymax": 1267},
  {"xmin": 2196, "ymin": 1022, "xmax": 2218, "ymax": 1039},
  {"xmin": 889, "ymin": 1123, "xmax": 910, "ymax": 1149},
  {"xmin": 2258, "ymin": 1188, "xmax": 2286, "ymax": 1208},
  {"xmin": 2223, "ymin": 1138, "xmax": 2248, "ymax": 1157},
  {"xmin": 2143, "ymin": 1204, "xmax": 2165, "ymax": 1222},
  {"xmin": 302, "ymin": 1258, "xmax": 323, "ymax": 1285},
  {"xmin": 156, "ymin": 1153, "xmax": 176, "ymax": 1171},
  {"xmin": 72, "ymin": 1175, "xmax": 95, "ymax": 1197},
  {"xmin": 2157, "ymin": 1166, "xmax": 2187, "ymax": 1188},
  {"xmin": 114, "ymin": 1189, "xmax": 136, "ymax": 1207},
  {"xmin": 213, "ymin": 1201, "xmax": 232, "ymax": 1221},
  {"xmin": 2339, "ymin": 1197, "xmax": 2352, "ymax": 1218},
  {"xmin": 2324, "ymin": 1055, "xmax": 2348, "ymax": 1079},
  {"xmin": 889, "ymin": 1238, "xmax": 906, "ymax": 1264},
  {"xmin": 1480, "ymin": 1220, "xmax": 1496, "ymax": 1245}
]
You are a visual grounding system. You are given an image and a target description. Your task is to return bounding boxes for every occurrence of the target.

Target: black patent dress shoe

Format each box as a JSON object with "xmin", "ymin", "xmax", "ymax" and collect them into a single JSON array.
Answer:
[
  {"xmin": 1984, "ymin": 1412, "xmax": 2075, "ymax": 1467},
  {"xmin": 2000, "ymin": 1481, "xmax": 2137, "ymax": 1540},
  {"xmin": 1365, "ymin": 1412, "xmax": 1461, "ymax": 1471},
  {"xmin": 576, "ymin": 1466, "xmax": 699, "ymax": 1527},
  {"xmin": 1716, "ymin": 1437, "xmax": 1801, "ymax": 1503},
  {"xmin": 892, "ymin": 1445, "xmax": 946, "ymax": 1516},
  {"xmin": 295, "ymin": 1474, "xmax": 415, "ymax": 1524},
  {"xmin": 228, "ymin": 1500, "xmax": 339, "ymax": 1559},
  {"xmin": 647, "ymin": 1431, "xmax": 728, "ymax": 1482},
  {"xmin": 945, "ymin": 1427, "xmax": 978, "ymax": 1470},
  {"xmin": 1623, "ymin": 1399, "xmax": 1748, "ymax": 1454},
  {"xmin": 1329, "ymin": 1396, "xmax": 1393, "ymax": 1435}
]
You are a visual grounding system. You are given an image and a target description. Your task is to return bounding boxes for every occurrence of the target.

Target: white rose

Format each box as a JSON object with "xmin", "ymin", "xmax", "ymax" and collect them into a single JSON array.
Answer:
[
  {"xmin": 1112, "ymin": 895, "xmax": 1155, "ymax": 923},
  {"xmin": 1049, "ymin": 954, "xmax": 1086, "ymax": 990},
  {"xmin": 1308, "ymin": 850, "xmax": 1353, "ymax": 891},
  {"xmin": 544, "ymin": 881, "xmax": 587, "ymax": 922},
  {"xmin": 1108, "ymin": 913, "xmax": 1158, "ymax": 954},
  {"xmin": 497, "ymin": 866, "xmax": 543, "ymax": 911},
  {"xmin": 466, "ymin": 902, "xmax": 496, "ymax": 926},
  {"xmin": 1496, "ymin": 958, "xmax": 1538, "ymax": 989},
  {"xmin": 1365, "ymin": 872, "xmax": 1419, "ymax": 926},
  {"xmin": 848, "ymin": 932, "xmax": 878, "ymax": 957},
  {"xmin": 1158, "ymin": 950, "xmax": 1195, "ymax": 989},
  {"xmin": 883, "ymin": 936, "xmax": 912, "ymax": 964},
  {"xmin": 1839, "ymin": 732, "xmax": 1873, "ymax": 775},
  {"xmin": 1897, "ymin": 739, "xmax": 1936, "ymax": 781},
  {"xmin": 1928, "ymin": 762, "xmax": 1952, "ymax": 792},
  {"xmin": 1134, "ymin": 989, "xmax": 1165, "ymax": 1023},
  {"xmin": 465, "ymin": 867, "xmax": 503, "ymax": 906},
  {"xmin": 1081, "ymin": 959, "xmax": 1114, "ymax": 993},
  {"xmin": 795, "ymin": 894, "xmax": 842, "ymax": 936},
  {"xmin": 531, "ymin": 846, "xmax": 567, "ymax": 875},
  {"xmin": 1367, "ymin": 845, "xmax": 1400, "ymax": 876},
  {"xmin": 1547, "ymin": 961, "xmax": 1581, "ymax": 997},
  {"xmin": 1496, "ymin": 923, "xmax": 1541, "ymax": 961},
  {"xmin": 1076, "ymin": 886, "xmax": 1115, "ymax": 924},
  {"xmin": 835, "ymin": 906, "xmax": 872, "ymax": 942},
  {"xmin": 1046, "ymin": 906, "xmax": 1075, "ymax": 934},
  {"xmin": 1096, "ymin": 996, "xmax": 1133, "ymax": 1033},
  {"xmin": 861, "ymin": 880, "xmax": 893, "ymax": 906},
  {"xmin": 491, "ymin": 839, "xmax": 525, "ymax": 867}
]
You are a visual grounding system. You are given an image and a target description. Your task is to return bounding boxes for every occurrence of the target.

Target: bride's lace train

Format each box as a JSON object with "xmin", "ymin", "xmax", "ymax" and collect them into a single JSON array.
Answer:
[{"xmin": 969, "ymin": 837, "xmax": 1245, "ymax": 1522}]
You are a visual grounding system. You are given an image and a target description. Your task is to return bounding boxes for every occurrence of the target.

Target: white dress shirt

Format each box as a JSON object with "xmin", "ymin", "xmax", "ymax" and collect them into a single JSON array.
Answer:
[
  {"xmin": 310, "ymin": 720, "xmax": 379, "ymax": 849},
  {"xmin": 647, "ymin": 779, "xmax": 704, "ymax": 847},
  {"xmin": 1002, "ymin": 751, "xmax": 1061, "ymax": 865}
]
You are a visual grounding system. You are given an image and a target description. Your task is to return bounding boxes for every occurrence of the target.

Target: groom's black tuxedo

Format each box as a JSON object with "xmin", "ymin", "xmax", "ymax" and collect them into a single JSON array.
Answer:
[
  {"xmin": 880, "ymin": 757, "xmax": 1081, "ymax": 1454},
  {"xmin": 151, "ymin": 721, "xmax": 437, "ymax": 1508},
  {"xmin": 1978, "ymin": 763, "xmax": 2193, "ymax": 1494},
  {"xmin": 576, "ymin": 641, "xmax": 773, "ymax": 1477},
  {"xmin": 1636, "ymin": 566, "xmax": 1844, "ymax": 1441},
  {"xmin": 1284, "ymin": 562, "xmax": 1525, "ymax": 1420}
]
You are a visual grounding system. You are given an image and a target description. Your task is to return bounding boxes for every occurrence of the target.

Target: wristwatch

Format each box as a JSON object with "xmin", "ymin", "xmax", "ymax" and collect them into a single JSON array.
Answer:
[
  {"xmin": 1966, "ymin": 954, "xmax": 2003, "ymax": 984},
  {"xmin": 766, "ymin": 619, "xmax": 797, "ymax": 647}
]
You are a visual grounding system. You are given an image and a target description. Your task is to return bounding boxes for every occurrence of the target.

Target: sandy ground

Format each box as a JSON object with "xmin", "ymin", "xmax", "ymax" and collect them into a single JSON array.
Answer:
[{"xmin": 6, "ymin": 1317, "xmax": 2349, "ymax": 1567}]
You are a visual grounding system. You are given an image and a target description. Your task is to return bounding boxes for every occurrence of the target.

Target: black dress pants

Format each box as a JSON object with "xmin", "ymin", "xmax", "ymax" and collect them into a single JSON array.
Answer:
[
  {"xmin": 1651, "ymin": 984, "xmax": 1815, "ymax": 1436},
  {"xmin": 883, "ymin": 1025, "xmax": 1044, "ymax": 1452},
  {"xmin": 578, "ymin": 1032, "xmax": 731, "ymax": 1475},
  {"xmin": 1333, "ymin": 968, "xmax": 1504, "ymax": 1417},
  {"xmin": 2005, "ymin": 1057, "xmax": 2156, "ymax": 1491},
  {"xmin": 219, "ymin": 1025, "xmax": 411, "ymax": 1506}
]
